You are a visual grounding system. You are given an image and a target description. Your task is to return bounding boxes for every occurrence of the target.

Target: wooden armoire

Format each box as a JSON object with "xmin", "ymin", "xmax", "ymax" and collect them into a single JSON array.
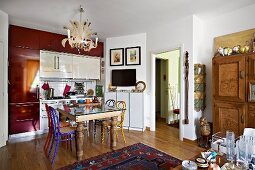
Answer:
[{"xmin": 212, "ymin": 53, "xmax": 255, "ymax": 136}]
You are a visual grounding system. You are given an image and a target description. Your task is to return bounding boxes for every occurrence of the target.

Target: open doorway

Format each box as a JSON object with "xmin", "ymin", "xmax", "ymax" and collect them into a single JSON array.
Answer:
[
  {"xmin": 151, "ymin": 46, "xmax": 184, "ymax": 140},
  {"xmin": 155, "ymin": 50, "xmax": 180, "ymax": 130}
]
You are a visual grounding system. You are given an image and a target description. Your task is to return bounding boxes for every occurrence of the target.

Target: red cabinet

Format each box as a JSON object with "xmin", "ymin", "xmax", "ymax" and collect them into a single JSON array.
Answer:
[
  {"xmin": 81, "ymin": 41, "xmax": 104, "ymax": 57},
  {"xmin": 9, "ymin": 25, "xmax": 40, "ymax": 50},
  {"xmin": 9, "ymin": 103, "xmax": 39, "ymax": 134},
  {"xmin": 39, "ymin": 31, "xmax": 59, "ymax": 51}
]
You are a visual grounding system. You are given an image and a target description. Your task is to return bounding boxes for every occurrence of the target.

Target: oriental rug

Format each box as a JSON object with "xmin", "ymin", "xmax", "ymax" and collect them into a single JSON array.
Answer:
[{"xmin": 58, "ymin": 143, "xmax": 181, "ymax": 170}]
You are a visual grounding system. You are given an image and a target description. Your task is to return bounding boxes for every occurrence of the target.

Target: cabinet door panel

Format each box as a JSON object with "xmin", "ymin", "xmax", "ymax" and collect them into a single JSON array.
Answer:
[
  {"xmin": 40, "ymin": 51, "xmax": 57, "ymax": 72},
  {"xmin": 117, "ymin": 92, "xmax": 130, "ymax": 127},
  {"xmin": 248, "ymin": 104, "xmax": 255, "ymax": 128},
  {"xmin": 39, "ymin": 31, "xmax": 59, "ymax": 51},
  {"xmin": 10, "ymin": 25, "xmax": 39, "ymax": 50},
  {"xmin": 248, "ymin": 54, "xmax": 255, "ymax": 80},
  {"xmin": 9, "ymin": 103, "xmax": 39, "ymax": 134},
  {"xmin": 129, "ymin": 93, "xmax": 144, "ymax": 129},
  {"xmin": 58, "ymin": 53, "xmax": 73, "ymax": 73},
  {"xmin": 73, "ymin": 56, "xmax": 100, "ymax": 79},
  {"xmin": 213, "ymin": 56, "xmax": 246, "ymax": 102},
  {"xmin": 213, "ymin": 101, "xmax": 245, "ymax": 136}
]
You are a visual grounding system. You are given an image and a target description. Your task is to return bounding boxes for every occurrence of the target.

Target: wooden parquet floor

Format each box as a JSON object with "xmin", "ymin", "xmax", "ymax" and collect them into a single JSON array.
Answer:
[{"xmin": 0, "ymin": 119, "xmax": 203, "ymax": 170}]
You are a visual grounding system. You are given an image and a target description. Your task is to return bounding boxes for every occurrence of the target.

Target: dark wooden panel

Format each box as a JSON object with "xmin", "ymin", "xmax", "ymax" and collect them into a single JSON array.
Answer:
[{"xmin": 9, "ymin": 25, "xmax": 40, "ymax": 50}]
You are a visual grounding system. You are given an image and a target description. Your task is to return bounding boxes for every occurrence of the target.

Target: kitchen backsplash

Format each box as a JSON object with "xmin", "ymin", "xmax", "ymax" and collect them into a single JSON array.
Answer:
[{"xmin": 39, "ymin": 80, "xmax": 96, "ymax": 99}]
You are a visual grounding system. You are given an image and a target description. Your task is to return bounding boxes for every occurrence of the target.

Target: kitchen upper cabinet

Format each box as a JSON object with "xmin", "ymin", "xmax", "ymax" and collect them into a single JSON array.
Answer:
[
  {"xmin": 40, "ymin": 51, "xmax": 73, "ymax": 78},
  {"xmin": 73, "ymin": 56, "xmax": 100, "ymax": 79},
  {"xmin": 10, "ymin": 25, "xmax": 40, "ymax": 50},
  {"xmin": 212, "ymin": 55, "xmax": 246, "ymax": 102}
]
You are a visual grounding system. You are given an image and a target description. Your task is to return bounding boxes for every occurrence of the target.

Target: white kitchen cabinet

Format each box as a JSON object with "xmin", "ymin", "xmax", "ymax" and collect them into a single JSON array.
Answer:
[
  {"xmin": 40, "ymin": 51, "xmax": 73, "ymax": 78},
  {"xmin": 117, "ymin": 92, "xmax": 130, "ymax": 128},
  {"xmin": 40, "ymin": 100, "xmax": 59, "ymax": 131},
  {"xmin": 73, "ymin": 56, "xmax": 100, "ymax": 79},
  {"xmin": 129, "ymin": 93, "xmax": 144, "ymax": 129},
  {"xmin": 104, "ymin": 92, "xmax": 144, "ymax": 131}
]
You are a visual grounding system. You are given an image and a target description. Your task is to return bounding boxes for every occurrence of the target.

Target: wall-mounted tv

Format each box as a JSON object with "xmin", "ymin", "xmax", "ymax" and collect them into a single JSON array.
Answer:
[{"xmin": 112, "ymin": 69, "xmax": 136, "ymax": 86}]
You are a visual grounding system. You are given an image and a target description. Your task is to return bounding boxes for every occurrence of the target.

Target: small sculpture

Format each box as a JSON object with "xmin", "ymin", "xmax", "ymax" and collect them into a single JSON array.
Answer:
[{"xmin": 199, "ymin": 116, "xmax": 211, "ymax": 148}]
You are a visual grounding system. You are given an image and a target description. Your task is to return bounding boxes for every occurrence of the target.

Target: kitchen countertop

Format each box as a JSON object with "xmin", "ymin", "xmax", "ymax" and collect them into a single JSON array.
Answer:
[{"xmin": 40, "ymin": 97, "xmax": 93, "ymax": 102}]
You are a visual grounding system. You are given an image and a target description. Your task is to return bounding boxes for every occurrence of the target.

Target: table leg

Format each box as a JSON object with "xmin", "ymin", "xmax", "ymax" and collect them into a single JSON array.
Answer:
[
  {"xmin": 110, "ymin": 116, "xmax": 118, "ymax": 148},
  {"xmin": 76, "ymin": 122, "xmax": 85, "ymax": 161}
]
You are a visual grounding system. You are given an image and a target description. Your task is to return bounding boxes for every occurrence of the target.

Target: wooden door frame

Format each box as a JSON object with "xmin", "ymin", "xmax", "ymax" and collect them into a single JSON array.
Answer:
[{"xmin": 150, "ymin": 44, "xmax": 184, "ymax": 141}]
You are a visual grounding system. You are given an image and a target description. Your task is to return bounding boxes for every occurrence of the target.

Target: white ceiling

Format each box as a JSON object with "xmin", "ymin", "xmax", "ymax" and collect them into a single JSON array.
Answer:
[{"xmin": 0, "ymin": 0, "xmax": 255, "ymax": 39}]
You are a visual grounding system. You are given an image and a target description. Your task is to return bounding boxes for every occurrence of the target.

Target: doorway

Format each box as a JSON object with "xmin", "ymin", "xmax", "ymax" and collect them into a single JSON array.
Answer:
[
  {"xmin": 151, "ymin": 46, "xmax": 184, "ymax": 140},
  {"xmin": 155, "ymin": 50, "xmax": 180, "ymax": 130}
]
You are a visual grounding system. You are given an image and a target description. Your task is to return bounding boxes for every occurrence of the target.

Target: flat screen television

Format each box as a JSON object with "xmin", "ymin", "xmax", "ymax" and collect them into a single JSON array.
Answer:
[{"xmin": 112, "ymin": 69, "xmax": 136, "ymax": 86}]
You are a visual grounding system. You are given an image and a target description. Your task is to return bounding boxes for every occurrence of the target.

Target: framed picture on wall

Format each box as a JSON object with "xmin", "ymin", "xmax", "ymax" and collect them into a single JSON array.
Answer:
[
  {"xmin": 125, "ymin": 46, "xmax": 141, "ymax": 65},
  {"xmin": 110, "ymin": 48, "xmax": 124, "ymax": 66}
]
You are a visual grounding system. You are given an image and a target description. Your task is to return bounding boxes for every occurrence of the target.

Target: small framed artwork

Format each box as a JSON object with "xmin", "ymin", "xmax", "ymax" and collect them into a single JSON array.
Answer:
[
  {"xmin": 125, "ymin": 46, "xmax": 141, "ymax": 65},
  {"xmin": 249, "ymin": 82, "xmax": 255, "ymax": 102},
  {"xmin": 110, "ymin": 48, "xmax": 124, "ymax": 66}
]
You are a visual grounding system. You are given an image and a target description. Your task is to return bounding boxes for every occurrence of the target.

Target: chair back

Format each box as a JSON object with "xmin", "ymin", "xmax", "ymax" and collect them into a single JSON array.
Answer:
[
  {"xmin": 105, "ymin": 99, "xmax": 115, "ymax": 107},
  {"xmin": 48, "ymin": 106, "xmax": 61, "ymax": 136},
  {"xmin": 116, "ymin": 101, "xmax": 126, "ymax": 126},
  {"xmin": 45, "ymin": 104, "xmax": 52, "ymax": 128}
]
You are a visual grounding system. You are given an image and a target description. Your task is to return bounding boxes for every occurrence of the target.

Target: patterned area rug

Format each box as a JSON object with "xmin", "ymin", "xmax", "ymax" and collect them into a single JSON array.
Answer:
[{"xmin": 58, "ymin": 143, "xmax": 182, "ymax": 170}]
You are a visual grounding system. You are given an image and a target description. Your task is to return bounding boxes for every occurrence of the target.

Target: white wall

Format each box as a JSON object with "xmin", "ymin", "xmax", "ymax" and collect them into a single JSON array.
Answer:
[
  {"xmin": 105, "ymin": 33, "xmax": 148, "ymax": 125},
  {"xmin": 197, "ymin": 3, "xmax": 255, "ymax": 122},
  {"xmin": 147, "ymin": 15, "xmax": 197, "ymax": 140},
  {"xmin": 0, "ymin": 10, "xmax": 8, "ymax": 147}
]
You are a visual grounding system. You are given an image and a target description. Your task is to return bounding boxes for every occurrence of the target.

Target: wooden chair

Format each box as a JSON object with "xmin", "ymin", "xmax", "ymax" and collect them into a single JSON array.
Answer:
[
  {"xmin": 101, "ymin": 101, "xmax": 126, "ymax": 144},
  {"xmin": 47, "ymin": 106, "xmax": 76, "ymax": 165}
]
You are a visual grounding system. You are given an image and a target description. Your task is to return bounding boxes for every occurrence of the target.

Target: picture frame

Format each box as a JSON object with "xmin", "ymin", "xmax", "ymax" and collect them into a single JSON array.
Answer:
[
  {"xmin": 125, "ymin": 46, "xmax": 141, "ymax": 65},
  {"xmin": 110, "ymin": 48, "xmax": 124, "ymax": 66},
  {"xmin": 249, "ymin": 82, "xmax": 255, "ymax": 102}
]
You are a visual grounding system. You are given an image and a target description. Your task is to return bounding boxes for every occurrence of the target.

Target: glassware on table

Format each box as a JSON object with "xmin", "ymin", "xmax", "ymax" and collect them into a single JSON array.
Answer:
[{"xmin": 226, "ymin": 131, "xmax": 235, "ymax": 162}]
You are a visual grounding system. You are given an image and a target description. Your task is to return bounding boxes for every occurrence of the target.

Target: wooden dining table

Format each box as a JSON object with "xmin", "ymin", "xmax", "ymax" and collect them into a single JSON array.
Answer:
[{"xmin": 57, "ymin": 104, "xmax": 122, "ymax": 161}]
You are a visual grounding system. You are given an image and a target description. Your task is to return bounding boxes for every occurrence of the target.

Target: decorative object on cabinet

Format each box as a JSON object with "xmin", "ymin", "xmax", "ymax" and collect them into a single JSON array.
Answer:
[
  {"xmin": 125, "ymin": 46, "xmax": 141, "ymax": 65},
  {"xmin": 194, "ymin": 64, "xmax": 206, "ymax": 112},
  {"xmin": 249, "ymin": 82, "xmax": 255, "ymax": 102},
  {"xmin": 184, "ymin": 51, "xmax": 189, "ymax": 124},
  {"xmin": 213, "ymin": 28, "xmax": 255, "ymax": 55},
  {"xmin": 134, "ymin": 81, "xmax": 146, "ymax": 92},
  {"xmin": 62, "ymin": 5, "xmax": 98, "ymax": 52},
  {"xmin": 110, "ymin": 48, "xmax": 124, "ymax": 66}
]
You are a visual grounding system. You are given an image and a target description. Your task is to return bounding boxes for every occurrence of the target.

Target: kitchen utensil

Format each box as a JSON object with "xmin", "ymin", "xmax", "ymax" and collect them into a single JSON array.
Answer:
[
  {"xmin": 87, "ymin": 89, "xmax": 94, "ymax": 96},
  {"xmin": 63, "ymin": 84, "xmax": 71, "ymax": 96},
  {"xmin": 47, "ymin": 88, "xmax": 54, "ymax": 99},
  {"xmin": 41, "ymin": 82, "xmax": 49, "ymax": 90}
]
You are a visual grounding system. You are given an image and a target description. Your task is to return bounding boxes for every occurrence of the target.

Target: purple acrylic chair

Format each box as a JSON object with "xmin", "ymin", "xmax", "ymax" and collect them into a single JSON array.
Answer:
[{"xmin": 47, "ymin": 106, "xmax": 76, "ymax": 165}]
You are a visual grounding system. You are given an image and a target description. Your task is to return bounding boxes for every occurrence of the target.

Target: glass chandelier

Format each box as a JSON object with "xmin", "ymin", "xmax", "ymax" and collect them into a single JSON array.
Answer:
[{"xmin": 62, "ymin": 5, "xmax": 98, "ymax": 52}]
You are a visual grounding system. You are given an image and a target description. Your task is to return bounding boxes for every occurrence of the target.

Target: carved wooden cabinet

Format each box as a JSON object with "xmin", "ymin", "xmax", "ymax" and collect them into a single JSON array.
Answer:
[
  {"xmin": 213, "ymin": 101, "xmax": 246, "ymax": 136},
  {"xmin": 213, "ymin": 53, "xmax": 255, "ymax": 136}
]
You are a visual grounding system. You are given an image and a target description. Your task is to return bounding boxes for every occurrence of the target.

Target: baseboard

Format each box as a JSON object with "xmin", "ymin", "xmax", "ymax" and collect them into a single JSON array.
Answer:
[
  {"xmin": 183, "ymin": 138, "xmax": 198, "ymax": 145},
  {"xmin": 8, "ymin": 130, "xmax": 48, "ymax": 141}
]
